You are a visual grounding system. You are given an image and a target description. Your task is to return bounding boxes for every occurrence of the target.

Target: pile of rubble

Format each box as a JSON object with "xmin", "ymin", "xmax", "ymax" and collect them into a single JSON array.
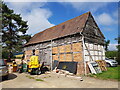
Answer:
[{"xmin": 46, "ymin": 67, "xmax": 83, "ymax": 81}]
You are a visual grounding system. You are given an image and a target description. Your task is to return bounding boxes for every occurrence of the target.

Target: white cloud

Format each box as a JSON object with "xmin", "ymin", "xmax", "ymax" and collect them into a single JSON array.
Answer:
[
  {"xmin": 108, "ymin": 44, "xmax": 118, "ymax": 51},
  {"xmin": 6, "ymin": 2, "xmax": 46, "ymax": 14},
  {"xmin": 6, "ymin": 2, "xmax": 54, "ymax": 35},
  {"xmin": 23, "ymin": 8, "xmax": 54, "ymax": 35},
  {"xmin": 95, "ymin": 13, "xmax": 117, "ymax": 26},
  {"xmin": 63, "ymin": 2, "xmax": 107, "ymax": 13}
]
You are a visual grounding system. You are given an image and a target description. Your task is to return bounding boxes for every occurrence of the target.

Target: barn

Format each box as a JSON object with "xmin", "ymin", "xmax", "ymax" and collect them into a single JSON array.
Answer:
[{"xmin": 24, "ymin": 12, "xmax": 106, "ymax": 75}]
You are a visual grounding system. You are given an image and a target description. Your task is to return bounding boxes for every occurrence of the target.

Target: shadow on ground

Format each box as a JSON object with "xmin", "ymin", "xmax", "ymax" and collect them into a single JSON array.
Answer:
[{"xmin": 0, "ymin": 73, "xmax": 17, "ymax": 82}]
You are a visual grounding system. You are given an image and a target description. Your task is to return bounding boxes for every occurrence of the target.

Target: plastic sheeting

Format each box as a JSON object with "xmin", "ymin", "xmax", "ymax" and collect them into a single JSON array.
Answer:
[{"xmin": 57, "ymin": 62, "xmax": 78, "ymax": 74}]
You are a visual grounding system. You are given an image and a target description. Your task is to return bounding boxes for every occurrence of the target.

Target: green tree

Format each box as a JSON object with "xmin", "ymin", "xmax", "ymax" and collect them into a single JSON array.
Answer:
[
  {"xmin": 104, "ymin": 40, "xmax": 110, "ymax": 51},
  {"xmin": 115, "ymin": 37, "xmax": 120, "ymax": 51},
  {"xmin": 115, "ymin": 37, "xmax": 120, "ymax": 65},
  {"xmin": 105, "ymin": 51, "xmax": 117, "ymax": 59},
  {"xmin": 1, "ymin": 2, "xmax": 31, "ymax": 60}
]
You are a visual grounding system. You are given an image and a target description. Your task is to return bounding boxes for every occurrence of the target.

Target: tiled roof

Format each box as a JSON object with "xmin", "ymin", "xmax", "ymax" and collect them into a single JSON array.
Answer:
[{"xmin": 25, "ymin": 12, "xmax": 90, "ymax": 46}]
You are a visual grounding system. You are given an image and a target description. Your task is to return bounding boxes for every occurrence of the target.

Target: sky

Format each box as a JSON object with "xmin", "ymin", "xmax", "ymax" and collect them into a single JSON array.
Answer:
[{"xmin": 4, "ymin": 0, "xmax": 119, "ymax": 51}]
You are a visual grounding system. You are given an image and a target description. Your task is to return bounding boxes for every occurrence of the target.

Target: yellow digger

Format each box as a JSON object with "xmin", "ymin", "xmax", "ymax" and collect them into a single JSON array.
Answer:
[
  {"xmin": 28, "ymin": 55, "xmax": 44, "ymax": 75},
  {"xmin": 27, "ymin": 49, "xmax": 49, "ymax": 75}
]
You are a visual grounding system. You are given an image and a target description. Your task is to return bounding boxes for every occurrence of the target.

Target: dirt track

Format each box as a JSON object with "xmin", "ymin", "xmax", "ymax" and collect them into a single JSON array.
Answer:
[{"xmin": 0, "ymin": 72, "xmax": 118, "ymax": 88}]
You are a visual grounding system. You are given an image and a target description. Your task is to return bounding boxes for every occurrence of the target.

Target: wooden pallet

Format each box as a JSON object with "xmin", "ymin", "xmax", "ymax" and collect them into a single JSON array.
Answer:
[{"xmin": 95, "ymin": 60, "xmax": 107, "ymax": 71}]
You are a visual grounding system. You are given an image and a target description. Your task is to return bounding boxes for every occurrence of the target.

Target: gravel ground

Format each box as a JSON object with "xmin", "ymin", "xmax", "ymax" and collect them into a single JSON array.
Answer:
[{"xmin": 0, "ymin": 72, "xmax": 118, "ymax": 88}]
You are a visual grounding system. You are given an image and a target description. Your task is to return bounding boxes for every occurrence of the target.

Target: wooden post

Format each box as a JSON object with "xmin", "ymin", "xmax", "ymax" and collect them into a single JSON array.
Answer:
[
  {"xmin": 58, "ymin": 44, "xmax": 60, "ymax": 62},
  {"xmin": 71, "ymin": 35, "xmax": 74, "ymax": 62},
  {"xmin": 81, "ymin": 34, "xmax": 87, "ymax": 75},
  {"xmin": 64, "ymin": 44, "xmax": 66, "ymax": 62}
]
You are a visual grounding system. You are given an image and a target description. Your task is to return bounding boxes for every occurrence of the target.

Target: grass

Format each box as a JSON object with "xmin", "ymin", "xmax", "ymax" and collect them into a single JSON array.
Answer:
[
  {"xmin": 26, "ymin": 75, "xmax": 44, "ymax": 81},
  {"xmin": 29, "ymin": 76, "xmax": 35, "ymax": 79},
  {"xmin": 26, "ymin": 75, "xmax": 29, "ymax": 77},
  {"xmin": 43, "ymin": 76, "xmax": 51, "ymax": 78},
  {"xmin": 89, "ymin": 66, "xmax": 120, "ymax": 81},
  {"xmin": 26, "ymin": 75, "xmax": 35, "ymax": 79},
  {"xmin": 35, "ymin": 79, "xmax": 44, "ymax": 81}
]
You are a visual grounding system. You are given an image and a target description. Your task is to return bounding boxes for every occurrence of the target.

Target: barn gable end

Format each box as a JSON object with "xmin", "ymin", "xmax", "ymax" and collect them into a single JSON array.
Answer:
[
  {"xmin": 82, "ymin": 13, "xmax": 105, "ymax": 62},
  {"xmin": 83, "ymin": 12, "xmax": 105, "ymax": 45}
]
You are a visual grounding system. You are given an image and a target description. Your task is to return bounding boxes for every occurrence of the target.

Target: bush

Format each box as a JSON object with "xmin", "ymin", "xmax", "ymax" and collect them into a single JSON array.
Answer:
[{"xmin": 105, "ymin": 51, "xmax": 120, "ymax": 65}]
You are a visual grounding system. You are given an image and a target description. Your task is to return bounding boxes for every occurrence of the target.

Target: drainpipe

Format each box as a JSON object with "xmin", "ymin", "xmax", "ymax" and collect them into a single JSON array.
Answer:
[
  {"xmin": 51, "ymin": 40, "xmax": 53, "ymax": 71},
  {"xmin": 80, "ymin": 32, "xmax": 87, "ymax": 75}
]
